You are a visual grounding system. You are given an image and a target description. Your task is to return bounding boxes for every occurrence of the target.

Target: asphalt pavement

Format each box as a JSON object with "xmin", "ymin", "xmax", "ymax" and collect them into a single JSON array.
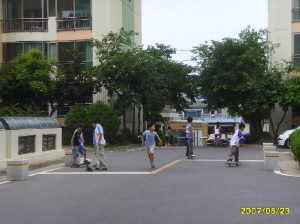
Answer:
[{"xmin": 0, "ymin": 145, "xmax": 299, "ymax": 224}]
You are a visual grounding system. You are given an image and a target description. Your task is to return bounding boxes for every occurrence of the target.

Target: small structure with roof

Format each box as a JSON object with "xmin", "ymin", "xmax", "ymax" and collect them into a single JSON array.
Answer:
[{"xmin": 0, "ymin": 117, "xmax": 64, "ymax": 170}]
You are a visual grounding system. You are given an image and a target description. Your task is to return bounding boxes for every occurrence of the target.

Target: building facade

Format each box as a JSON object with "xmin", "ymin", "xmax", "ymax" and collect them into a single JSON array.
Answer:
[
  {"xmin": 0, "ymin": 0, "xmax": 142, "ymax": 126},
  {"xmin": 268, "ymin": 0, "xmax": 297, "ymax": 135}
]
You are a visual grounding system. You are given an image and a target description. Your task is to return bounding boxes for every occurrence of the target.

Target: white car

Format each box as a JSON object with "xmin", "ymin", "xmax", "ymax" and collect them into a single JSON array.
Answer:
[{"xmin": 277, "ymin": 126, "xmax": 300, "ymax": 148}]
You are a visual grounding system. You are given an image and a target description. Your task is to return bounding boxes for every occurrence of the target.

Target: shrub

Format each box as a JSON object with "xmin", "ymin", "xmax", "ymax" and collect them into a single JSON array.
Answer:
[
  {"xmin": 65, "ymin": 101, "xmax": 121, "ymax": 144},
  {"xmin": 289, "ymin": 129, "xmax": 300, "ymax": 165}
]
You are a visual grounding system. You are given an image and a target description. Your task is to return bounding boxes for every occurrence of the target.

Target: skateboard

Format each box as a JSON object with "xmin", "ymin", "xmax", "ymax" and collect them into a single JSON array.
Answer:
[
  {"xmin": 73, "ymin": 160, "xmax": 91, "ymax": 168},
  {"xmin": 225, "ymin": 162, "xmax": 240, "ymax": 167},
  {"xmin": 187, "ymin": 155, "xmax": 195, "ymax": 159}
]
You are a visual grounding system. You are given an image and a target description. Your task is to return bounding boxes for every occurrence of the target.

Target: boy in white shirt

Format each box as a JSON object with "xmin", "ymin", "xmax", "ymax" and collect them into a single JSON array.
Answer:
[
  {"xmin": 92, "ymin": 118, "xmax": 108, "ymax": 170},
  {"xmin": 227, "ymin": 123, "xmax": 246, "ymax": 163}
]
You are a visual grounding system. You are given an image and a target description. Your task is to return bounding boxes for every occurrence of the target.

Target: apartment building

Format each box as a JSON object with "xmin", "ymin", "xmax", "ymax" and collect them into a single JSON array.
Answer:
[
  {"xmin": 268, "ymin": 0, "xmax": 299, "ymax": 134},
  {"xmin": 0, "ymin": 0, "xmax": 141, "ymax": 115}
]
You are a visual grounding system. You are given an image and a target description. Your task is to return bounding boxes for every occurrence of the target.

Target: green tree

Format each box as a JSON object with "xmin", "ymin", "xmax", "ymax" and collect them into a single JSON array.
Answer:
[
  {"xmin": 0, "ymin": 49, "xmax": 57, "ymax": 116},
  {"xmin": 56, "ymin": 47, "xmax": 102, "ymax": 106},
  {"xmin": 64, "ymin": 101, "xmax": 120, "ymax": 144},
  {"xmin": 192, "ymin": 26, "xmax": 287, "ymax": 140}
]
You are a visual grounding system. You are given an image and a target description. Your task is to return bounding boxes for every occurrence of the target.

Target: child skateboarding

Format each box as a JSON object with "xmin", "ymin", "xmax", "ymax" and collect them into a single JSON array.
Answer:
[
  {"xmin": 142, "ymin": 123, "xmax": 162, "ymax": 168},
  {"xmin": 70, "ymin": 123, "xmax": 89, "ymax": 167},
  {"xmin": 226, "ymin": 123, "xmax": 246, "ymax": 165}
]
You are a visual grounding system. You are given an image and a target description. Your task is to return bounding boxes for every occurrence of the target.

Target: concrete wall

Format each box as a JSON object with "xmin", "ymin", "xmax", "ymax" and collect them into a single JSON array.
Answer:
[
  {"xmin": 268, "ymin": 0, "xmax": 292, "ymax": 66},
  {"xmin": 0, "ymin": 130, "xmax": 6, "ymax": 169},
  {"xmin": 0, "ymin": 128, "xmax": 64, "ymax": 170}
]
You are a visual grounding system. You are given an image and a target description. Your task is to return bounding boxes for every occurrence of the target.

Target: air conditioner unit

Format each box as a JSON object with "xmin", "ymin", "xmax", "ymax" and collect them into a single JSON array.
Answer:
[{"xmin": 210, "ymin": 115, "xmax": 215, "ymax": 118}]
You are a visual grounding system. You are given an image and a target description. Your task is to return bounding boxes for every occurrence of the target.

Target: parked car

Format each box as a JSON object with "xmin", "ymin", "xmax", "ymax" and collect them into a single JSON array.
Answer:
[
  {"xmin": 206, "ymin": 134, "xmax": 230, "ymax": 147},
  {"xmin": 220, "ymin": 134, "xmax": 230, "ymax": 147},
  {"xmin": 277, "ymin": 126, "xmax": 300, "ymax": 148},
  {"xmin": 206, "ymin": 134, "xmax": 215, "ymax": 146}
]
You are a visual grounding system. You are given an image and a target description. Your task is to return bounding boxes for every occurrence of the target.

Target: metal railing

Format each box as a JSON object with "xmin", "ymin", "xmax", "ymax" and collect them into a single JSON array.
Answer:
[
  {"xmin": 57, "ymin": 61, "xmax": 93, "ymax": 70},
  {"xmin": 57, "ymin": 17, "xmax": 92, "ymax": 30},
  {"xmin": 0, "ymin": 18, "xmax": 48, "ymax": 33}
]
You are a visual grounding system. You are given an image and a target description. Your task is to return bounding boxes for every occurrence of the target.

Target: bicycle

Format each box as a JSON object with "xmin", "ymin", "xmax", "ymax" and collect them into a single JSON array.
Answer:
[{"xmin": 214, "ymin": 134, "xmax": 222, "ymax": 147}]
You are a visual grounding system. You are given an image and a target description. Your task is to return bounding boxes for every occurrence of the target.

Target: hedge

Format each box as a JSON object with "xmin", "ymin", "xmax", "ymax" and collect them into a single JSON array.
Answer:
[{"xmin": 289, "ymin": 129, "xmax": 300, "ymax": 165}]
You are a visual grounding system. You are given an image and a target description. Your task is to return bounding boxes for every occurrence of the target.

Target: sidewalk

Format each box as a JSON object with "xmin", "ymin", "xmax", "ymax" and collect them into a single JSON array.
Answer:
[{"xmin": 279, "ymin": 152, "xmax": 300, "ymax": 177}]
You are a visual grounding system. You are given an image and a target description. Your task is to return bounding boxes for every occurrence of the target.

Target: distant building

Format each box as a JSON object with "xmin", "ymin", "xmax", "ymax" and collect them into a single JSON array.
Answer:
[{"xmin": 182, "ymin": 99, "xmax": 229, "ymax": 120}]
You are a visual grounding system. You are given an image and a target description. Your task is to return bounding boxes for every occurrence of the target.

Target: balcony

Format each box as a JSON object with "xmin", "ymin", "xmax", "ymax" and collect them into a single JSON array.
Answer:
[
  {"xmin": 0, "ymin": 18, "xmax": 48, "ymax": 33},
  {"xmin": 57, "ymin": 61, "xmax": 93, "ymax": 70},
  {"xmin": 293, "ymin": 8, "xmax": 300, "ymax": 21},
  {"xmin": 57, "ymin": 17, "xmax": 92, "ymax": 31}
]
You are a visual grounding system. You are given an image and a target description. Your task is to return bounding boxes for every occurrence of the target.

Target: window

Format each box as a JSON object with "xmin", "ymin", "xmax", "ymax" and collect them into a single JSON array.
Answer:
[
  {"xmin": 48, "ymin": 0, "xmax": 56, "ymax": 16},
  {"xmin": 58, "ymin": 41, "xmax": 92, "ymax": 62},
  {"xmin": 294, "ymin": 0, "xmax": 300, "ymax": 20},
  {"xmin": 203, "ymin": 109, "xmax": 209, "ymax": 114},
  {"xmin": 42, "ymin": 135, "xmax": 56, "ymax": 151},
  {"xmin": 24, "ymin": 0, "xmax": 42, "ymax": 18},
  {"xmin": 19, "ymin": 135, "xmax": 35, "ymax": 154},
  {"xmin": 57, "ymin": 0, "xmax": 73, "ymax": 17},
  {"xmin": 4, "ymin": 43, "xmax": 23, "ymax": 62},
  {"xmin": 6, "ymin": 0, "xmax": 22, "ymax": 19},
  {"xmin": 24, "ymin": 43, "xmax": 42, "ymax": 53},
  {"xmin": 293, "ymin": 34, "xmax": 300, "ymax": 66}
]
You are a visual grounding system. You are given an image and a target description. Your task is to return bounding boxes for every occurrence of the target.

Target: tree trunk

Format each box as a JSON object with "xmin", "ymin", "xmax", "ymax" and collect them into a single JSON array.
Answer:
[
  {"xmin": 123, "ymin": 112, "xmax": 127, "ymax": 137},
  {"xmin": 268, "ymin": 109, "xmax": 287, "ymax": 144},
  {"xmin": 49, "ymin": 103, "xmax": 56, "ymax": 117},
  {"xmin": 132, "ymin": 103, "xmax": 136, "ymax": 137},
  {"xmin": 138, "ymin": 104, "xmax": 141, "ymax": 135}
]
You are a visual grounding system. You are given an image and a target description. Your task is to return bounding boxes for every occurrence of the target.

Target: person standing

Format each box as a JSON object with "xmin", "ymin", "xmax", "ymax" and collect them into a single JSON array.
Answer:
[
  {"xmin": 70, "ymin": 123, "xmax": 87, "ymax": 167},
  {"xmin": 142, "ymin": 123, "xmax": 162, "ymax": 168},
  {"xmin": 213, "ymin": 122, "xmax": 222, "ymax": 138},
  {"xmin": 185, "ymin": 117, "xmax": 194, "ymax": 159},
  {"xmin": 165, "ymin": 126, "xmax": 171, "ymax": 146},
  {"xmin": 92, "ymin": 118, "xmax": 108, "ymax": 170},
  {"xmin": 227, "ymin": 123, "xmax": 246, "ymax": 164}
]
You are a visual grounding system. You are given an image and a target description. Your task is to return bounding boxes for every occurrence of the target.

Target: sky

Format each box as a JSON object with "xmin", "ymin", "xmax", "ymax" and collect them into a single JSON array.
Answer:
[{"xmin": 142, "ymin": 0, "xmax": 268, "ymax": 66}]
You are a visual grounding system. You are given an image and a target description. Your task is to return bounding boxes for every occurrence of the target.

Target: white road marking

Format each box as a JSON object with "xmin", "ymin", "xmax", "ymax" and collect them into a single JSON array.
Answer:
[
  {"xmin": 42, "ymin": 172, "xmax": 151, "ymax": 175},
  {"xmin": 0, "ymin": 181, "xmax": 11, "ymax": 185},
  {"xmin": 183, "ymin": 159, "xmax": 264, "ymax": 162},
  {"xmin": 274, "ymin": 170, "xmax": 300, "ymax": 177}
]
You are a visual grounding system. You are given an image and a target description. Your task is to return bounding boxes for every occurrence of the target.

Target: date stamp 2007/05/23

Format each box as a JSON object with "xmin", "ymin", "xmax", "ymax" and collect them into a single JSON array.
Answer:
[{"xmin": 240, "ymin": 207, "xmax": 290, "ymax": 215}]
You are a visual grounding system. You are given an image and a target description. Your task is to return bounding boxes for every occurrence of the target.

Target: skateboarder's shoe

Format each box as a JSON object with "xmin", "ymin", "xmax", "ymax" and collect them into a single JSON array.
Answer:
[
  {"xmin": 83, "ymin": 160, "xmax": 91, "ymax": 165},
  {"xmin": 86, "ymin": 166, "xmax": 93, "ymax": 172},
  {"xmin": 70, "ymin": 164, "xmax": 77, "ymax": 168},
  {"xmin": 151, "ymin": 163, "xmax": 155, "ymax": 168},
  {"xmin": 93, "ymin": 163, "xmax": 97, "ymax": 168}
]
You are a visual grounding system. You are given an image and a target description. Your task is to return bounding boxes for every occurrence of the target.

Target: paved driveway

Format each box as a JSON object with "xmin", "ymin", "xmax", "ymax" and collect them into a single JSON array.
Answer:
[{"xmin": 0, "ymin": 146, "xmax": 299, "ymax": 224}]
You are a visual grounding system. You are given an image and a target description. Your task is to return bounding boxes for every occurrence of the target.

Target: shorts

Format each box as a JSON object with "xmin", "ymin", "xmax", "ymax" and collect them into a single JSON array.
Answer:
[
  {"xmin": 146, "ymin": 145, "xmax": 155, "ymax": 154},
  {"xmin": 73, "ymin": 145, "xmax": 86, "ymax": 158}
]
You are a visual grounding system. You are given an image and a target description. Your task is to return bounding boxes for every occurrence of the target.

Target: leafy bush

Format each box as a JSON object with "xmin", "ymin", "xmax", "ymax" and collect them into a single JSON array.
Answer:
[
  {"xmin": 0, "ymin": 104, "xmax": 41, "ymax": 117},
  {"xmin": 289, "ymin": 129, "xmax": 300, "ymax": 165},
  {"xmin": 65, "ymin": 101, "xmax": 121, "ymax": 144},
  {"xmin": 169, "ymin": 132, "xmax": 179, "ymax": 144}
]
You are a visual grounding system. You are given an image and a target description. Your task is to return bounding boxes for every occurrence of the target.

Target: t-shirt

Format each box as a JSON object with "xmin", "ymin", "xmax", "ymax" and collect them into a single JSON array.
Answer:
[
  {"xmin": 185, "ymin": 123, "xmax": 193, "ymax": 139},
  {"xmin": 72, "ymin": 129, "xmax": 82, "ymax": 146},
  {"xmin": 143, "ymin": 130, "xmax": 158, "ymax": 147},
  {"xmin": 214, "ymin": 126, "xmax": 220, "ymax": 134},
  {"xmin": 165, "ymin": 129, "xmax": 170, "ymax": 136},
  {"xmin": 93, "ymin": 124, "xmax": 106, "ymax": 145},
  {"xmin": 230, "ymin": 129, "xmax": 243, "ymax": 146}
]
